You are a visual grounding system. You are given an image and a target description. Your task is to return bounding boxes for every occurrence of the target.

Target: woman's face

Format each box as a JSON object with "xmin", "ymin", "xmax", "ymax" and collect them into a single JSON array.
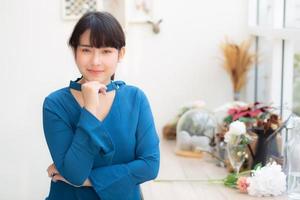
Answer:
[{"xmin": 75, "ymin": 29, "xmax": 125, "ymax": 84}]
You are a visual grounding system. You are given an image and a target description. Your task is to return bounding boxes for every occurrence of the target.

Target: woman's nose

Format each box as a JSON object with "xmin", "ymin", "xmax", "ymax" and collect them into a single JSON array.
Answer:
[{"xmin": 92, "ymin": 51, "xmax": 102, "ymax": 65}]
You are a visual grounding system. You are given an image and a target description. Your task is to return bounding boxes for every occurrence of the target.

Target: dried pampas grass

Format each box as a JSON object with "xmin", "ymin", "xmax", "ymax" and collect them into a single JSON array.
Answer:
[{"xmin": 221, "ymin": 38, "xmax": 256, "ymax": 94}]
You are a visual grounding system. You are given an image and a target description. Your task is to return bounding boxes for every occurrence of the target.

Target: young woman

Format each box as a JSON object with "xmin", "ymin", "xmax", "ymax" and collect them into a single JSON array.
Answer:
[{"xmin": 43, "ymin": 11, "xmax": 160, "ymax": 200}]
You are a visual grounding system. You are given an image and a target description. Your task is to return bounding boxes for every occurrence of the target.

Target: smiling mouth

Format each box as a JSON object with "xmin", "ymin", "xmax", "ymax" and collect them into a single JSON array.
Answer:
[{"xmin": 88, "ymin": 69, "xmax": 104, "ymax": 74}]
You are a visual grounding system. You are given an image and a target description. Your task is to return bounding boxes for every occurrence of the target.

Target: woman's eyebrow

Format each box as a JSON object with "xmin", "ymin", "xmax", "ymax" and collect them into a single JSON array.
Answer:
[{"xmin": 78, "ymin": 44, "xmax": 92, "ymax": 47}]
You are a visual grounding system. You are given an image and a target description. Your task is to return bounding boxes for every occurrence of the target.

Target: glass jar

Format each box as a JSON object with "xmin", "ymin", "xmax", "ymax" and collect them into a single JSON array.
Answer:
[{"xmin": 287, "ymin": 117, "xmax": 300, "ymax": 199}]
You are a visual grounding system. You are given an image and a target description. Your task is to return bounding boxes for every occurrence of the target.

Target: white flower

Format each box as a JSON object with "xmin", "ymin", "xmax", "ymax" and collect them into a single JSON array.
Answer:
[
  {"xmin": 224, "ymin": 121, "xmax": 246, "ymax": 143},
  {"xmin": 247, "ymin": 162, "xmax": 286, "ymax": 197},
  {"xmin": 228, "ymin": 121, "xmax": 246, "ymax": 135}
]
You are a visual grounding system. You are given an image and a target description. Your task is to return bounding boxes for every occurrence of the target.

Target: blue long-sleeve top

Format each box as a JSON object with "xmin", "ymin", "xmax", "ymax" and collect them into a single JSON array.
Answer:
[{"xmin": 43, "ymin": 80, "xmax": 160, "ymax": 200}]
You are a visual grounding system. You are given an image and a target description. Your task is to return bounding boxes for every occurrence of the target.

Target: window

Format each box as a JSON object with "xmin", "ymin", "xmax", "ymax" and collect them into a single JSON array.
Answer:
[
  {"xmin": 256, "ymin": 37, "xmax": 273, "ymax": 103},
  {"xmin": 285, "ymin": 0, "xmax": 300, "ymax": 28},
  {"xmin": 258, "ymin": 0, "xmax": 273, "ymax": 27},
  {"xmin": 293, "ymin": 42, "xmax": 300, "ymax": 115},
  {"xmin": 248, "ymin": 0, "xmax": 300, "ymax": 117}
]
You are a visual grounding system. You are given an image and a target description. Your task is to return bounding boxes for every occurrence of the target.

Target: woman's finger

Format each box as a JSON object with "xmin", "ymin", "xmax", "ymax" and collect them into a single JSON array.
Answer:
[
  {"xmin": 52, "ymin": 174, "xmax": 63, "ymax": 182},
  {"xmin": 99, "ymin": 88, "xmax": 107, "ymax": 95},
  {"xmin": 49, "ymin": 171, "xmax": 59, "ymax": 178},
  {"xmin": 47, "ymin": 164, "xmax": 59, "ymax": 177}
]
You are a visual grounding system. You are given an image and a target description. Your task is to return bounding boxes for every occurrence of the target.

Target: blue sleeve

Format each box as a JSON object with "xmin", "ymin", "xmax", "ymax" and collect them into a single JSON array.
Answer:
[
  {"xmin": 89, "ymin": 90, "xmax": 160, "ymax": 199},
  {"xmin": 43, "ymin": 97, "xmax": 115, "ymax": 186}
]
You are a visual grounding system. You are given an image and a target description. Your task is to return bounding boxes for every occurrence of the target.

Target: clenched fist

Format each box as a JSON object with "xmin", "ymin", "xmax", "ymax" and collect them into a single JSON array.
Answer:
[{"xmin": 81, "ymin": 81, "xmax": 107, "ymax": 116}]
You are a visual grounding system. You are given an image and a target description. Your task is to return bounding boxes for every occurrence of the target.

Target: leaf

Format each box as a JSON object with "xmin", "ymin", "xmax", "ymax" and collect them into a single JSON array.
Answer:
[
  {"xmin": 253, "ymin": 163, "xmax": 262, "ymax": 171},
  {"xmin": 224, "ymin": 115, "xmax": 233, "ymax": 124},
  {"xmin": 223, "ymin": 173, "xmax": 238, "ymax": 187},
  {"xmin": 240, "ymin": 134, "xmax": 251, "ymax": 145},
  {"xmin": 239, "ymin": 117, "xmax": 256, "ymax": 123},
  {"xmin": 228, "ymin": 108, "xmax": 238, "ymax": 115},
  {"xmin": 249, "ymin": 109, "xmax": 262, "ymax": 117}
]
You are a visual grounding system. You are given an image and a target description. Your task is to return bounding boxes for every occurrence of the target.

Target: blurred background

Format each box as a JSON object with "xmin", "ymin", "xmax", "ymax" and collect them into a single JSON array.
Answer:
[{"xmin": 0, "ymin": 0, "xmax": 300, "ymax": 199}]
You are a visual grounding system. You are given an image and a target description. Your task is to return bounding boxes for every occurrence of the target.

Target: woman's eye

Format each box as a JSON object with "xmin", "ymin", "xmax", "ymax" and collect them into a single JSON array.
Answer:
[
  {"xmin": 82, "ymin": 48, "xmax": 91, "ymax": 53},
  {"xmin": 103, "ymin": 50, "xmax": 112, "ymax": 54}
]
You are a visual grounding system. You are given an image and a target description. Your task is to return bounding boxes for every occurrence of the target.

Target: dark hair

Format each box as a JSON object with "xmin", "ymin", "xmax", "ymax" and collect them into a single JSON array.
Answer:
[
  {"xmin": 69, "ymin": 11, "xmax": 125, "ymax": 50},
  {"xmin": 69, "ymin": 11, "xmax": 125, "ymax": 80}
]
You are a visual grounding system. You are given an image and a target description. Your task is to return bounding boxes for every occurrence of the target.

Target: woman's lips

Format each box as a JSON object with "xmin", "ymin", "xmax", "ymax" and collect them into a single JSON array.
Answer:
[{"xmin": 87, "ymin": 69, "xmax": 104, "ymax": 74}]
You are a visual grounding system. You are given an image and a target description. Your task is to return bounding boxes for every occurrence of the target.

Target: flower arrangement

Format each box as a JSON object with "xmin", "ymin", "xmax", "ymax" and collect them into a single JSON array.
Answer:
[
  {"xmin": 223, "ymin": 162, "xmax": 286, "ymax": 197},
  {"xmin": 156, "ymin": 162, "xmax": 286, "ymax": 197},
  {"xmin": 222, "ymin": 102, "xmax": 282, "ymax": 167},
  {"xmin": 224, "ymin": 121, "xmax": 252, "ymax": 173},
  {"xmin": 220, "ymin": 38, "xmax": 256, "ymax": 100}
]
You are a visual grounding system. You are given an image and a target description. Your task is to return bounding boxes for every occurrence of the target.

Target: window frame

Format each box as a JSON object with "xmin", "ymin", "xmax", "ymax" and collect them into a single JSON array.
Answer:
[{"xmin": 247, "ymin": 0, "xmax": 300, "ymax": 118}]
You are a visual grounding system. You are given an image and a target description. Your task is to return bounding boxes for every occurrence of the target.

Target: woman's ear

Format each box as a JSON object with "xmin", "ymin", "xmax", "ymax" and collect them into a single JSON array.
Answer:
[{"xmin": 118, "ymin": 47, "xmax": 126, "ymax": 62}]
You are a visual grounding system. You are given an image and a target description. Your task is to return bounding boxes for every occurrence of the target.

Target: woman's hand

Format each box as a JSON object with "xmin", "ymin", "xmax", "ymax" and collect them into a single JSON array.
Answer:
[
  {"xmin": 47, "ymin": 163, "xmax": 92, "ymax": 187},
  {"xmin": 47, "ymin": 163, "xmax": 68, "ymax": 184},
  {"xmin": 82, "ymin": 179, "xmax": 92, "ymax": 187},
  {"xmin": 52, "ymin": 174, "xmax": 92, "ymax": 187},
  {"xmin": 81, "ymin": 81, "xmax": 107, "ymax": 116},
  {"xmin": 47, "ymin": 163, "xmax": 59, "ymax": 178}
]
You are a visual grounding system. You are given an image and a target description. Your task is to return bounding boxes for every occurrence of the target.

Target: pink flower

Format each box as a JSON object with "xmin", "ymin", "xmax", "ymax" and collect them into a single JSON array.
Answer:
[
  {"xmin": 237, "ymin": 177, "xmax": 249, "ymax": 193},
  {"xmin": 228, "ymin": 108, "xmax": 238, "ymax": 115},
  {"xmin": 249, "ymin": 109, "xmax": 262, "ymax": 117}
]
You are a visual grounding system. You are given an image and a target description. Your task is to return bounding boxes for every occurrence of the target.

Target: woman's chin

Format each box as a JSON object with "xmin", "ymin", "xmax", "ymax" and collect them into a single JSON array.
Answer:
[{"xmin": 83, "ymin": 76, "xmax": 110, "ymax": 84}]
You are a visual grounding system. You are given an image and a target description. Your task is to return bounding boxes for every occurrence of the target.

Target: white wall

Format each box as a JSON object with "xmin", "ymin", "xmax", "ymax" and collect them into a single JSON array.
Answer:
[{"xmin": 0, "ymin": 0, "xmax": 249, "ymax": 199}]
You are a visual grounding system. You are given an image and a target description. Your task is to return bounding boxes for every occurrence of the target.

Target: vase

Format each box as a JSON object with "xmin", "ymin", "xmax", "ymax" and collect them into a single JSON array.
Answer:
[
  {"xmin": 215, "ymin": 133, "xmax": 227, "ymax": 167},
  {"xmin": 286, "ymin": 117, "xmax": 300, "ymax": 199},
  {"xmin": 251, "ymin": 127, "xmax": 279, "ymax": 168},
  {"xmin": 234, "ymin": 91, "xmax": 240, "ymax": 101},
  {"xmin": 226, "ymin": 136, "xmax": 247, "ymax": 174}
]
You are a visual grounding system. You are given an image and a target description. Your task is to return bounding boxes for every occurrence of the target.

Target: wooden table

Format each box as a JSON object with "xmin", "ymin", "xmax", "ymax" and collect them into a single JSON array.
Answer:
[{"xmin": 141, "ymin": 139, "xmax": 288, "ymax": 200}]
